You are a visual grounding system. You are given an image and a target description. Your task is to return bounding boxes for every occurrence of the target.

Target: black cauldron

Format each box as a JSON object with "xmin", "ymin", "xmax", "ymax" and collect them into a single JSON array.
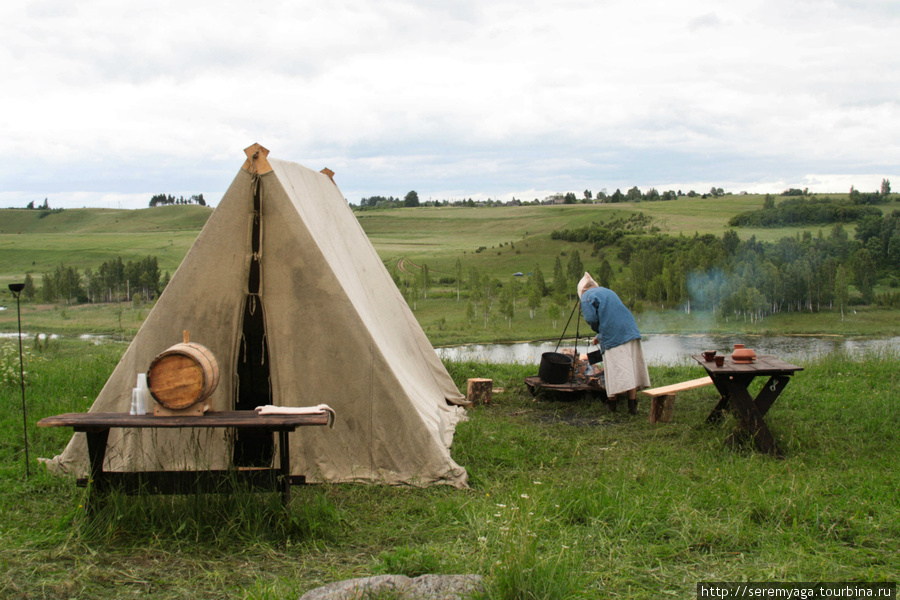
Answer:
[{"xmin": 538, "ymin": 352, "xmax": 573, "ymax": 384}]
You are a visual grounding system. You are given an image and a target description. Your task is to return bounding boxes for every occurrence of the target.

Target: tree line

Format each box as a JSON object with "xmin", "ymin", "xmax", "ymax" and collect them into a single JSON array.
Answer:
[
  {"xmin": 357, "ymin": 191, "xmax": 421, "ymax": 209},
  {"xmin": 354, "ymin": 187, "xmax": 719, "ymax": 211},
  {"xmin": 728, "ymin": 196, "xmax": 881, "ymax": 227},
  {"xmin": 559, "ymin": 212, "xmax": 900, "ymax": 320},
  {"xmin": 355, "ymin": 182, "xmax": 894, "ymax": 212},
  {"xmin": 394, "ymin": 209, "xmax": 900, "ymax": 330},
  {"xmin": 729, "ymin": 194, "xmax": 888, "ymax": 228},
  {"xmin": 149, "ymin": 194, "xmax": 207, "ymax": 207},
  {"xmin": 20, "ymin": 257, "xmax": 170, "ymax": 304}
]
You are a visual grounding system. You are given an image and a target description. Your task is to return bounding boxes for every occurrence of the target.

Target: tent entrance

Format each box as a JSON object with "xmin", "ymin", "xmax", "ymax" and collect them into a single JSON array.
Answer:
[{"xmin": 232, "ymin": 177, "xmax": 274, "ymax": 467}]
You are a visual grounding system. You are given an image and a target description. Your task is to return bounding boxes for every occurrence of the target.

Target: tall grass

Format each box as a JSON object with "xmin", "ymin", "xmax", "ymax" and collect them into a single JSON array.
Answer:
[{"xmin": 1, "ymin": 343, "xmax": 898, "ymax": 598}]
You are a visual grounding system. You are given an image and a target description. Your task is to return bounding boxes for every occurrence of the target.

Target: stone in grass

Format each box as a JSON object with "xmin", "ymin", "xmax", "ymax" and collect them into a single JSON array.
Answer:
[{"xmin": 299, "ymin": 574, "xmax": 484, "ymax": 600}]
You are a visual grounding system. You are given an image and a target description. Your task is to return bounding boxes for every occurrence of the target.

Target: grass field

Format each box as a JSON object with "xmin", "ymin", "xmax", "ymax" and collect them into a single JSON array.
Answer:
[
  {"xmin": 1, "ymin": 199, "xmax": 898, "ymax": 598},
  {"xmin": 0, "ymin": 340, "xmax": 897, "ymax": 598},
  {"xmin": 3, "ymin": 194, "xmax": 874, "ymax": 290},
  {"xmin": 0, "ymin": 206, "xmax": 212, "ymax": 290}
]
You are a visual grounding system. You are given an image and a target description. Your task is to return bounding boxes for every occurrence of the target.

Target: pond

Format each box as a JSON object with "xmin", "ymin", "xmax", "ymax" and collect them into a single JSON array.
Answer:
[
  {"xmin": 436, "ymin": 334, "xmax": 900, "ymax": 366},
  {"xmin": 3, "ymin": 332, "xmax": 898, "ymax": 366}
]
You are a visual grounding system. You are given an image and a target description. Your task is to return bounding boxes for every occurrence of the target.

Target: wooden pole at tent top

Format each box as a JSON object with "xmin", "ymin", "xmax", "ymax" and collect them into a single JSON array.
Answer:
[{"xmin": 243, "ymin": 143, "xmax": 273, "ymax": 175}]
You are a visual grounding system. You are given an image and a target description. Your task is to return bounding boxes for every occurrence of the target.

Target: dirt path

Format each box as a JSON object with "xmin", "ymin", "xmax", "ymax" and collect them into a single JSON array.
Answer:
[{"xmin": 397, "ymin": 258, "xmax": 421, "ymax": 274}]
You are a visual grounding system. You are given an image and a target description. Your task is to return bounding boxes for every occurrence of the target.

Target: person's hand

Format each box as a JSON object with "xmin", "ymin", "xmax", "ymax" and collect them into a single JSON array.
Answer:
[{"xmin": 592, "ymin": 336, "xmax": 600, "ymax": 346}]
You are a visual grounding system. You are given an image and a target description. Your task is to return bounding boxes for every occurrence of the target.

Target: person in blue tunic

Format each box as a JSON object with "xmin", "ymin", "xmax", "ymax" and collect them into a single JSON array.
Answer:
[{"xmin": 577, "ymin": 272, "xmax": 650, "ymax": 414}]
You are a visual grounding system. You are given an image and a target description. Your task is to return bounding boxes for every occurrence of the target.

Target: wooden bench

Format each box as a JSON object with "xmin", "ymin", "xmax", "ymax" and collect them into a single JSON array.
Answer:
[{"xmin": 642, "ymin": 377, "xmax": 713, "ymax": 423}]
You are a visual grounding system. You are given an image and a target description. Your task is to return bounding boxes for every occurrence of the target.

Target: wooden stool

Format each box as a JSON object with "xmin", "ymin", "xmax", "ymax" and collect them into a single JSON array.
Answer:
[{"xmin": 466, "ymin": 378, "xmax": 493, "ymax": 405}]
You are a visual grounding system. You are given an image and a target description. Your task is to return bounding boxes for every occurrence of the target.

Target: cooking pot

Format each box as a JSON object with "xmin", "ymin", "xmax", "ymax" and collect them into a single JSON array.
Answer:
[{"xmin": 538, "ymin": 352, "xmax": 573, "ymax": 384}]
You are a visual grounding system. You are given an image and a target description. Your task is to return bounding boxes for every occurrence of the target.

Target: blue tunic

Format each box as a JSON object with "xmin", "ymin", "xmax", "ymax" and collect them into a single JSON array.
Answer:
[{"xmin": 580, "ymin": 287, "xmax": 641, "ymax": 353}]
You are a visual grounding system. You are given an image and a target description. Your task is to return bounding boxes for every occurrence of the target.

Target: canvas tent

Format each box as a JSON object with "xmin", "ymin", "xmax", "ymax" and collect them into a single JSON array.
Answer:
[{"xmin": 42, "ymin": 144, "xmax": 468, "ymax": 488}]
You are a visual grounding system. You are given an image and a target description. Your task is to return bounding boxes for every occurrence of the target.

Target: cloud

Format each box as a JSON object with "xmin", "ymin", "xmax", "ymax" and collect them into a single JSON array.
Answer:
[
  {"xmin": 688, "ymin": 12, "xmax": 724, "ymax": 30},
  {"xmin": 1, "ymin": 0, "xmax": 898, "ymax": 208}
]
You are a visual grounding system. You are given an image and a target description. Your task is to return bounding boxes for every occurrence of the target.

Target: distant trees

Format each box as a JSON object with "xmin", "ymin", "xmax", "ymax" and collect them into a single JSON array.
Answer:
[
  {"xmin": 729, "ymin": 197, "xmax": 882, "ymax": 228},
  {"xmin": 550, "ymin": 214, "xmax": 655, "ymax": 246},
  {"xmin": 149, "ymin": 194, "xmax": 206, "ymax": 207},
  {"xmin": 626, "ymin": 186, "xmax": 642, "ymax": 202},
  {"xmin": 546, "ymin": 207, "xmax": 900, "ymax": 318},
  {"xmin": 566, "ymin": 250, "xmax": 584, "ymax": 295},
  {"xmin": 853, "ymin": 248, "xmax": 877, "ymax": 304},
  {"xmin": 352, "ymin": 183, "xmax": 750, "ymax": 210},
  {"xmin": 23, "ymin": 199, "xmax": 49, "ymax": 210},
  {"xmin": 22, "ymin": 274, "xmax": 36, "ymax": 301},
  {"xmin": 391, "ymin": 211, "xmax": 899, "ymax": 333},
  {"xmin": 359, "ymin": 195, "xmax": 401, "ymax": 209},
  {"xmin": 39, "ymin": 256, "xmax": 164, "ymax": 304}
]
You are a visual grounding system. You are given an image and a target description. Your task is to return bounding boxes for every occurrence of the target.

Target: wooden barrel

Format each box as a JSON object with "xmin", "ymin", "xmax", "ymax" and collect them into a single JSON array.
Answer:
[{"xmin": 148, "ymin": 333, "xmax": 220, "ymax": 410}]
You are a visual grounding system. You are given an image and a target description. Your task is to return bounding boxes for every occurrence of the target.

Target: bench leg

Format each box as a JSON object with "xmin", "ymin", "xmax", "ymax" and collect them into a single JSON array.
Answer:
[{"xmin": 648, "ymin": 394, "xmax": 676, "ymax": 424}]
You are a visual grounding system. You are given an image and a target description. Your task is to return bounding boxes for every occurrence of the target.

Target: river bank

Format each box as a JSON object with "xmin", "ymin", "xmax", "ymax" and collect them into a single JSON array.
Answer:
[
  {"xmin": 2, "ymin": 299, "xmax": 899, "ymax": 346},
  {"xmin": 437, "ymin": 333, "xmax": 900, "ymax": 366}
]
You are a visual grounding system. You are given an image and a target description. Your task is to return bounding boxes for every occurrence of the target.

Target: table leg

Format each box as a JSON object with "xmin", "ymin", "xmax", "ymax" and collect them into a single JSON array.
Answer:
[
  {"xmin": 705, "ymin": 374, "xmax": 748, "ymax": 423},
  {"xmin": 279, "ymin": 430, "xmax": 291, "ymax": 506},
  {"xmin": 84, "ymin": 428, "xmax": 110, "ymax": 512},
  {"xmin": 705, "ymin": 396, "xmax": 729, "ymax": 423},
  {"xmin": 753, "ymin": 376, "xmax": 790, "ymax": 416},
  {"xmin": 724, "ymin": 379, "xmax": 783, "ymax": 458}
]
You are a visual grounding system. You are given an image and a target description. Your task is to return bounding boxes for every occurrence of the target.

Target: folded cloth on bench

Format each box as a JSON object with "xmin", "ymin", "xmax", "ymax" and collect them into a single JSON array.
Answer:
[{"xmin": 254, "ymin": 404, "xmax": 336, "ymax": 428}]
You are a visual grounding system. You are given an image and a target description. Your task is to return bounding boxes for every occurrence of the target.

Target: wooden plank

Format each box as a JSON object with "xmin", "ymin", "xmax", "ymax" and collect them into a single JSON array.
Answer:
[
  {"xmin": 37, "ymin": 410, "xmax": 331, "ymax": 431},
  {"xmin": 642, "ymin": 377, "xmax": 713, "ymax": 398}
]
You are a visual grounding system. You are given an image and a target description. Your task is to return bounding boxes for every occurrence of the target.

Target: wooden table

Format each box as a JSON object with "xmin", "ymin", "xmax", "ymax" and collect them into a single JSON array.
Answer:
[
  {"xmin": 692, "ymin": 354, "xmax": 803, "ymax": 457},
  {"xmin": 38, "ymin": 410, "xmax": 331, "ymax": 508}
]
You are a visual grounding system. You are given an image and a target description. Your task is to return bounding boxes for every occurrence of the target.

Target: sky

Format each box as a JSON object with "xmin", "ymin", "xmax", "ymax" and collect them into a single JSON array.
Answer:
[{"xmin": 1, "ymin": 0, "xmax": 898, "ymax": 209}]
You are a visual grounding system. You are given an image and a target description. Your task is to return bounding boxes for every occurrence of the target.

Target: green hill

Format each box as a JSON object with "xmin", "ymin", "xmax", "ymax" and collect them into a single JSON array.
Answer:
[
  {"xmin": 0, "ymin": 206, "xmax": 213, "ymax": 285},
  {"xmin": 0, "ymin": 205, "xmax": 212, "ymax": 235},
  {"xmin": 2, "ymin": 195, "xmax": 898, "ymax": 342}
]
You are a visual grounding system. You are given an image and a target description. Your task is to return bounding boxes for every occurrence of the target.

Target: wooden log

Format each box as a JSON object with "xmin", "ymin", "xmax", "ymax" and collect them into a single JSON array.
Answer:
[
  {"xmin": 648, "ymin": 394, "xmax": 676, "ymax": 424},
  {"xmin": 466, "ymin": 378, "xmax": 493, "ymax": 405}
]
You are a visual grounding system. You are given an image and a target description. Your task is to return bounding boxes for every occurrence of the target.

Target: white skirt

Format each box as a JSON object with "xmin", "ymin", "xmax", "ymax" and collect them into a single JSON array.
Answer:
[{"xmin": 603, "ymin": 339, "xmax": 651, "ymax": 396}]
